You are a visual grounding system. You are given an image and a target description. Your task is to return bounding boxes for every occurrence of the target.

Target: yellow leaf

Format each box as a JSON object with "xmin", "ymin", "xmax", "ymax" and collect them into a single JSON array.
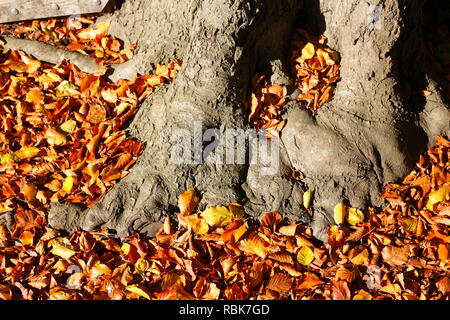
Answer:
[
  {"xmin": 426, "ymin": 184, "xmax": 450, "ymax": 211},
  {"xmin": 50, "ymin": 238, "xmax": 76, "ymax": 259},
  {"xmin": 348, "ymin": 246, "xmax": 369, "ymax": 265},
  {"xmin": 45, "ymin": 128, "xmax": 67, "ymax": 146},
  {"xmin": 115, "ymin": 102, "xmax": 131, "ymax": 116},
  {"xmin": 59, "ymin": 120, "xmax": 77, "ymax": 135},
  {"xmin": 303, "ymin": 189, "xmax": 313, "ymax": 209},
  {"xmin": 1, "ymin": 153, "xmax": 20, "ymax": 164},
  {"xmin": 49, "ymin": 291, "xmax": 70, "ymax": 300},
  {"xmin": 135, "ymin": 258, "xmax": 151, "ymax": 273},
  {"xmin": 300, "ymin": 43, "xmax": 315, "ymax": 60},
  {"xmin": 398, "ymin": 217, "xmax": 418, "ymax": 233},
  {"xmin": 126, "ymin": 284, "xmax": 151, "ymax": 300},
  {"xmin": 297, "ymin": 246, "xmax": 315, "ymax": 266},
  {"xmin": 19, "ymin": 231, "xmax": 34, "ymax": 246},
  {"xmin": 228, "ymin": 203, "xmax": 245, "ymax": 219},
  {"xmin": 381, "ymin": 283, "xmax": 402, "ymax": 294},
  {"xmin": 347, "ymin": 208, "xmax": 365, "ymax": 225},
  {"xmin": 101, "ymin": 89, "xmax": 118, "ymax": 103},
  {"xmin": 15, "ymin": 147, "xmax": 40, "ymax": 159},
  {"xmin": 62, "ymin": 176, "xmax": 75, "ymax": 193},
  {"xmin": 333, "ymin": 201, "xmax": 347, "ymax": 225},
  {"xmin": 178, "ymin": 188, "xmax": 199, "ymax": 216},
  {"xmin": 24, "ymin": 184, "xmax": 37, "ymax": 202},
  {"xmin": 90, "ymin": 264, "xmax": 111, "ymax": 277},
  {"xmin": 37, "ymin": 72, "xmax": 62, "ymax": 85},
  {"xmin": 353, "ymin": 289, "xmax": 372, "ymax": 300},
  {"xmin": 201, "ymin": 206, "xmax": 234, "ymax": 227},
  {"xmin": 179, "ymin": 214, "xmax": 209, "ymax": 234}
]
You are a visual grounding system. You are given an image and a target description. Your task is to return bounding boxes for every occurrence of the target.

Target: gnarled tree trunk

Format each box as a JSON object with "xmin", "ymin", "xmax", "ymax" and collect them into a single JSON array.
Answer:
[{"xmin": 33, "ymin": 0, "xmax": 449, "ymax": 241}]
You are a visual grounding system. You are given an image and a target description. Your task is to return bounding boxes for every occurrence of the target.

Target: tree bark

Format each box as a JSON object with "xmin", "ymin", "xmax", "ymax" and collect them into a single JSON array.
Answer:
[{"xmin": 40, "ymin": 0, "xmax": 449, "ymax": 241}]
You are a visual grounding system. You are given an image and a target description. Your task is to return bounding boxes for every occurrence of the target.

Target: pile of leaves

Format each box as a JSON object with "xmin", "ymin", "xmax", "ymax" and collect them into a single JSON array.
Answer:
[
  {"xmin": 0, "ymin": 45, "xmax": 181, "ymax": 216},
  {"xmin": 245, "ymin": 75, "xmax": 287, "ymax": 138},
  {"xmin": 245, "ymin": 30, "xmax": 341, "ymax": 137},
  {"xmin": 0, "ymin": 137, "xmax": 448, "ymax": 300},
  {"xmin": 290, "ymin": 29, "xmax": 341, "ymax": 114},
  {"xmin": 0, "ymin": 16, "xmax": 135, "ymax": 66}
]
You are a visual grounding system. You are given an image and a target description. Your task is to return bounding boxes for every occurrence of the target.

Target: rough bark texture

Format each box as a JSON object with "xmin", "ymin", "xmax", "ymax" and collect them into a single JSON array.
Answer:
[{"xmin": 6, "ymin": 0, "xmax": 446, "ymax": 241}]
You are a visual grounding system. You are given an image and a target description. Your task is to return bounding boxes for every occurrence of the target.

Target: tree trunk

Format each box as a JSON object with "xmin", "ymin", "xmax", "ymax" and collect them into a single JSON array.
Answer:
[{"xmin": 40, "ymin": 0, "xmax": 449, "ymax": 242}]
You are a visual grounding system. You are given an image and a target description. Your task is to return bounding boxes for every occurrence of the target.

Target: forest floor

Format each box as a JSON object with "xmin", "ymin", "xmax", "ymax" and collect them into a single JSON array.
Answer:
[{"xmin": 0, "ymin": 8, "xmax": 449, "ymax": 300}]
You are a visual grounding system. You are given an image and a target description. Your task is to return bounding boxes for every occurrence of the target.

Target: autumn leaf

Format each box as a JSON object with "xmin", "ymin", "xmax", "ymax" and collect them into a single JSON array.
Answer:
[
  {"xmin": 55, "ymin": 81, "xmax": 80, "ymax": 97},
  {"xmin": 333, "ymin": 201, "xmax": 347, "ymax": 225},
  {"xmin": 331, "ymin": 281, "xmax": 351, "ymax": 300},
  {"xmin": 0, "ymin": 285, "xmax": 11, "ymax": 300},
  {"xmin": 260, "ymin": 212, "xmax": 282, "ymax": 232},
  {"xmin": 59, "ymin": 120, "xmax": 77, "ymax": 134},
  {"xmin": 267, "ymin": 273, "xmax": 293, "ymax": 293},
  {"xmin": 1, "ymin": 153, "xmax": 20, "ymax": 164},
  {"xmin": 19, "ymin": 230, "xmax": 34, "ymax": 246},
  {"xmin": 303, "ymin": 189, "xmax": 313, "ymax": 209},
  {"xmin": 240, "ymin": 232, "xmax": 269, "ymax": 258},
  {"xmin": 381, "ymin": 245, "xmax": 410, "ymax": 266},
  {"xmin": 49, "ymin": 291, "xmax": 70, "ymax": 300},
  {"xmin": 347, "ymin": 208, "xmax": 365, "ymax": 225},
  {"xmin": 44, "ymin": 129, "xmax": 67, "ymax": 146},
  {"xmin": 15, "ymin": 147, "xmax": 40, "ymax": 159},
  {"xmin": 179, "ymin": 214, "xmax": 209, "ymax": 234},
  {"xmin": 49, "ymin": 238, "xmax": 76, "ymax": 259},
  {"xmin": 300, "ymin": 43, "xmax": 315, "ymax": 60},
  {"xmin": 297, "ymin": 272, "xmax": 324, "ymax": 290},
  {"xmin": 348, "ymin": 245, "xmax": 369, "ymax": 265},
  {"xmin": 126, "ymin": 284, "xmax": 151, "ymax": 300},
  {"xmin": 435, "ymin": 277, "xmax": 450, "ymax": 294},
  {"xmin": 201, "ymin": 206, "xmax": 236, "ymax": 227},
  {"xmin": 426, "ymin": 184, "xmax": 450, "ymax": 211},
  {"xmin": 221, "ymin": 219, "xmax": 247, "ymax": 242},
  {"xmin": 178, "ymin": 188, "xmax": 200, "ymax": 216},
  {"xmin": 62, "ymin": 176, "xmax": 75, "ymax": 193},
  {"xmin": 353, "ymin": 289, "xmax": 372, "ymax": 300},
  {"xmin": 297, "ymin": 246, "xmax": 314, "ymax": 266}
]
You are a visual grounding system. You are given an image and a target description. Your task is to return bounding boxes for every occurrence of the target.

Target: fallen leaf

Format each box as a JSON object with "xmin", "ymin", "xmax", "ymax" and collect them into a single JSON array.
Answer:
[{"xmin": 297, "ymin": 246, "xmax": 315, "ymax": 266}]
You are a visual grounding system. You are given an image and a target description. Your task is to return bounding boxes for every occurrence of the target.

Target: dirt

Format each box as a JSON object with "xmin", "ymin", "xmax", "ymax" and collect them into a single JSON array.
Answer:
[{"xmin": 4, "ymin": 0, "xmax": 448, "ymax": 242}]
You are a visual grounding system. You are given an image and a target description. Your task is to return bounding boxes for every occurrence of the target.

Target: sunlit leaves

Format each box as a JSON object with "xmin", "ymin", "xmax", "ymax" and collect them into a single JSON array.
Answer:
[
  {"xmin": 348, "ymin": 246, "xmax": 369, "ymax": 265},
  {"xmin": 300, "ymin": 43, "xmax": 315, "ymax": 60},
  {"xmin": 49, "ymin": 238, "xmax": 76, "ymax": 259},
  {"xmin": 125, "ymin": 284, "xmax": 151, "ymax": 300},
  {"xmin": 0, "ymin": 46, "xmax": 181, "ymax": 213},
  {"xmin": 333, "ymin": 201, "xmax": 347, "ymax": 225},
  {"xmin": 347, "ymin": 208, "xmax": 365, "ymax": 226},
  {"xmin": 426, "ymin": 184, "xmax": 450, "ymax": 211},
  {"xmin": 296, "ymin": 246, "xmax": 314, "ymax": 266},
  {"xmin": 291, "ymin": 30, "xmax": 341, "ymax": 114},
  {"xmin": 0, "ymin": 153, "xmax": 19, "ymax": 164},
  {"xmin": 303, "ymin": 189, "xmax": 313, "ymax": 209},
  {"xmin": 55, "ymin": 81, "xmax": 80, "ymax": 97},
  {"xmin": 245, "ymin": 74, "xmax": 287, "ymax": 138},
  {"xmin": 178, "ymin": 188, "xmax": 200, "ymax": 216},
  {"xmin": 0, "ymin": 17, "xmax": 136, "ymax": 66},
  {"xmin": 201, "ymin": 205, "xmax": 243, "ymax": 228},
  {"xmin": 59, "ymin": 120, "xmax": 77, "ymax": 134}
]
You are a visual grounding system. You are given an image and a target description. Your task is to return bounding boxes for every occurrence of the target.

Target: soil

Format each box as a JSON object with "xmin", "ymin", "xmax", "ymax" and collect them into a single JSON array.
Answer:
[{"xmin": 3, "ymin": 0, "xmax": 448, "ymax": 242}]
